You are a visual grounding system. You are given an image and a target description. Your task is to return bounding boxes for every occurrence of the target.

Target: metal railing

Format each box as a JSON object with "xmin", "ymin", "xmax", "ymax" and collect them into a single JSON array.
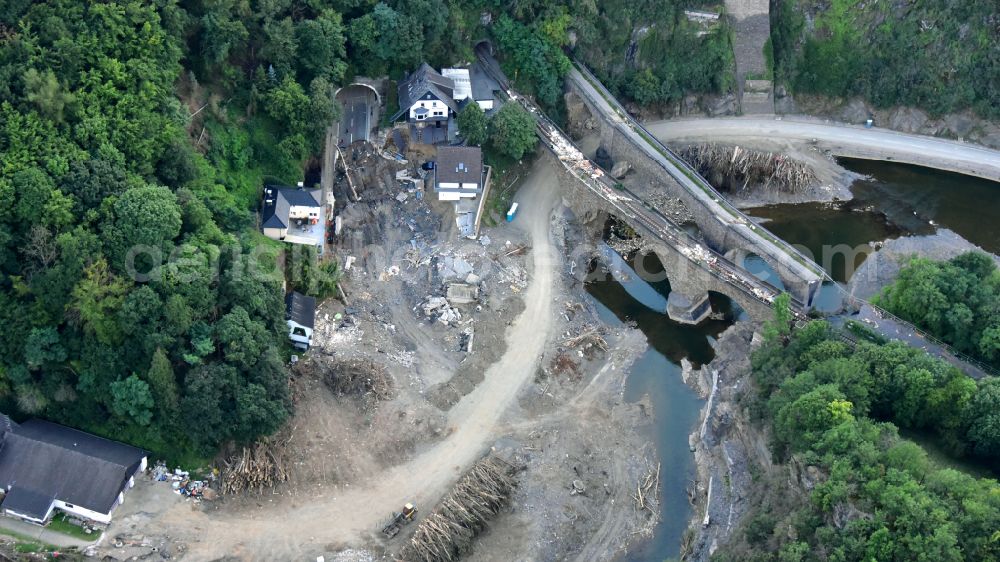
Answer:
[
  {"xmin": 479, "ymin": 50, "xmax": 996, "ymax": 379},
  {"xmin": 474, "ymin": 52, "xmax": 801, "ymax": 314}
]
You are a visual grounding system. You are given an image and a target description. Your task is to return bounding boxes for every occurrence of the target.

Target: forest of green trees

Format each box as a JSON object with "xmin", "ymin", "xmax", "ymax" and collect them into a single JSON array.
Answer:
[
  {"xmin": 718, "ymin": 313, "xmax": 1000, "ymax": 561},
  {"xmin": 0, "ymin": 1, "xmax": 733, "ymax": 461},
  {"xmin": 772, "ymin": 0, "xmax": 1000, "ymax": 118},
  {"xmin": 875, "ymin": 252, "xmax": 1000, "ymax": 370}
]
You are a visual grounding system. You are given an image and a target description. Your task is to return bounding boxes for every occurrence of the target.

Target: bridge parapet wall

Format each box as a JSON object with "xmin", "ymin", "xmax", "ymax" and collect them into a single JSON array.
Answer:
[
  {"xmin": 543, "ymin": 149, "xmax": 774, "ymax": 324},
  {"xmin": 565, "ymin": 78, "xmax": 821, "ymax": 307}
]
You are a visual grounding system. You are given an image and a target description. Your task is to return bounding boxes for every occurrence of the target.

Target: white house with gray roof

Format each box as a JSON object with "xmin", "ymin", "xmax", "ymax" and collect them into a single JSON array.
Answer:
[
  {"xmin": 0, "ymin": 416, "xmax": 147, "ymax": 525},
  {"xmin": 261, "ymin": 185, "xmax": 325, "ymax": 250},
  {"xmin": 434, "ymin": 146, "xmax": 484, "ymax": 201}
]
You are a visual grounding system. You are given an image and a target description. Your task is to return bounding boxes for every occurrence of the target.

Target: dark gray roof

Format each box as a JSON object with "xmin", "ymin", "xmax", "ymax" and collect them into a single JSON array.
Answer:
[
  {"xmin": 469, "ymin": 62, "xmax": 501, "ymax": 102},
  {"xmin": 392, "ymin": 63, "xmax": 458, "ymax": 120},
  {"xmin": 2, "ymin": 486, "xmax": 53, "ymax": 520},
  {"xmin": 262, "ymin": 185, "xmax": 322, "ymax": 229},
  {"xmin": 435, "ymin": 147, "xmax": 483, "ymax": 191},
  {"xmin": 0, "ymin": 419, "xmax": 146, "ymax": 518},
  {"xmin": 286, "ymin": 291, "xmax": 316, "ymax": 329}
]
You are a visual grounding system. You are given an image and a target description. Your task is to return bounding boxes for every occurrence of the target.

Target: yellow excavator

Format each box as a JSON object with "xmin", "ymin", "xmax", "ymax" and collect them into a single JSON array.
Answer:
[{"xmin": 381, "ymin": 503, "xmax": 418, "ymax": 538}]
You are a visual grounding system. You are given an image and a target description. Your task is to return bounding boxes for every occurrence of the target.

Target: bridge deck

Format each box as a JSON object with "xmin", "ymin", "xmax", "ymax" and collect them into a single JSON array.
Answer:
[
  {"xmin": 567, "ymin": 62, "xmax": 825, "ymax": 290},
  {"xmin": 474, "ymin": 49, "xmax": 803, "ymax": 316}
]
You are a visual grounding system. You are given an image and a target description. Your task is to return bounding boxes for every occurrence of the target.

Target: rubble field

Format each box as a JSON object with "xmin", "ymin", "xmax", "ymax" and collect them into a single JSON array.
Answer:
[{"xmin": 91, "ymin": 145, "xmax": 664, "ymax": 562}]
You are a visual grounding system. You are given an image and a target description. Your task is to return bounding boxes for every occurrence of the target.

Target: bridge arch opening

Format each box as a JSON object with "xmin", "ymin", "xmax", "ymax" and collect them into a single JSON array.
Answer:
[
  {"xmin": 707, "ymin": 291, "xmax": 748, "ymax": 322},
  {"xmin": 727, "ymin": 249, "xmax": 786, "ymax": 291}
]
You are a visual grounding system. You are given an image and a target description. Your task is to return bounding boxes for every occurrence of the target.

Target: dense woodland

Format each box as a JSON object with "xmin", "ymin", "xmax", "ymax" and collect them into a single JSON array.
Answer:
[
  {"xmin": 773, "ymin": 0, "xmax": 1000, "ymax": 118},
  {"xmin": 875, "ymin": 252, "xmax": 1000, "ymax": 371},
  {"xmin": 719, "ymin": 304, "xmax": 1000, "ymax": 561},
  {"xmin": 0, "ymin": 1, "xmax": 732, "ymax": 461}
]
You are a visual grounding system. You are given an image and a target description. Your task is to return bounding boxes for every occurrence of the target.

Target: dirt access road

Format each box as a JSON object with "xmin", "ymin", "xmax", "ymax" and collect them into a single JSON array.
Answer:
[
  {"xmin": 646, "ymin": 116, "xmax": 1000, "ymax": 182},
  {"xmin": 166, "ymin": 159, "xmax": 561, "ymax": 561}
]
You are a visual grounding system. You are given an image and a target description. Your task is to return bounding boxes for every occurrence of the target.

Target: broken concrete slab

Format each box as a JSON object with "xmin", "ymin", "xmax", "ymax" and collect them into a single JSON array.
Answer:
[{"xmin": 446, "ymin": 283, "xmax": 479, "ymax": 305}]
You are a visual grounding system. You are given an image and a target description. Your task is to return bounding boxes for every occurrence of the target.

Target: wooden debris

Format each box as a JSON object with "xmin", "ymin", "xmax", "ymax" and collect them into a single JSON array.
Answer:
[
  {"xmin": 325, "ymin": 359, "xmax": 394, "ymax": 410},
  {"xmin": 399, "ymin": 455, "xmax": 519, "ymax": 562},
  {"xmin": 679, "ymin": 144, "xmax": 816, "ymax": 194},
  {"xmin": 220, "ymin": 438, "xmax": 289, "ymax": 495},
  {"xmin": 562, "ymin": 325, "xmax": 609, "ymax": 353},
  {"xmin": 631, "ymin": 462, "xmax": 661, "ymax": 522}
]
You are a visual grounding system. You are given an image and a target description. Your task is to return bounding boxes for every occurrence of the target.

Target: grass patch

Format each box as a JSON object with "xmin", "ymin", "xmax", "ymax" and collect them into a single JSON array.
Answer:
[
  {"xmin": 47, "ymin": 513, "xmax": 98, "ymax": 541},
  {"xmin": 481, "ymin": 147, "xmax": 532, "ymax": 227},
  {"xmin": 205, "ymin": 115, "xmax": 304, "ymax": 210}
]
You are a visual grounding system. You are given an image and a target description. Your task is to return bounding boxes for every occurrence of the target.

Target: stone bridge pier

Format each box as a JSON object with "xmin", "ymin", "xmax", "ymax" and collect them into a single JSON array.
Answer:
[
  {"xmin": 575, "ymin": 87, "xmax": 823, "ymax": 307},
  {"xmin": 643, "ymin": 240, "xmax": 775, "ymax": 324},
  {"xmin": 544, "ymin": 146, "xmax": 776, "ymax": 325}
]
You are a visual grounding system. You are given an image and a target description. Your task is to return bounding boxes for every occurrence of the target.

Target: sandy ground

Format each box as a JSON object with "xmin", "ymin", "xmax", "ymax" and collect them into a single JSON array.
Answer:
[{"xmin": 181, "ymin": 158, "xmax": 555, "ymax": 561}]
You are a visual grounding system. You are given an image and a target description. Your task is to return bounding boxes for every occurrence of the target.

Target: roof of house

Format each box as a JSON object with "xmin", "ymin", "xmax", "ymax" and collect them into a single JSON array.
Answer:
[
  {"xmin": 286, "ymin": 291, "xmax": 317, "ymax": 329},
  {"xmin": 262, "ymin": 185, "xmax": 322, "ymax": 229},
  {"xmin": 0, "ymin": 419, "xmax": 146, "ymax": 520},
  {"xmin": 2, "ymin": 487, "xmax": 53, "ymax": 520},
  {"xmin": 469, "ymin": 62, "xmax": 501, "ymax": 102},
  {"xmin": 441, "ymin": 68, "xmax": 472, "ymax": 100},
  {"xmin": 393, "ymin": 63, "xmax": 458, "ymax": 120},
  {"xmin": 435, "ymin": 146, "xmax": 483, "ymax": 190}
]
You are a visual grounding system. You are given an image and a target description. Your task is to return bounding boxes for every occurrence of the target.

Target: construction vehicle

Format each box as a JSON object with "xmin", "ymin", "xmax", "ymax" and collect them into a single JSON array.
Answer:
[{"xmin": 381, "ymin": 503, "xmax": 418, "ymax": 538}]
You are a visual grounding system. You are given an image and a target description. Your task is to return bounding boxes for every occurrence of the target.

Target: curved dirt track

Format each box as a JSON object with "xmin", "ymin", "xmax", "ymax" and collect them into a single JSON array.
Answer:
[
  {"xmin": 169, "ymin": 159, "xmax": 562, "ymax": 561},
  {"xmin": 645, "ymin": 116, "xmax": 1000, "ymax": 182}
]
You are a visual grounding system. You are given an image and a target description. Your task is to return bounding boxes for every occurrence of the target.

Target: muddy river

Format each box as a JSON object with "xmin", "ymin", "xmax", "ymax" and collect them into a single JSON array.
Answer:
[
  {"xmin": 586, "ymin": 158, "xmax": 1000, "ymax": 559},
  {"xmin": 746, "ymin": 158, "xmax": 1000, "ymax": 283},
  {"xmin": 586, "ymin": 250, "xmax": 742, "ymax": 561}
]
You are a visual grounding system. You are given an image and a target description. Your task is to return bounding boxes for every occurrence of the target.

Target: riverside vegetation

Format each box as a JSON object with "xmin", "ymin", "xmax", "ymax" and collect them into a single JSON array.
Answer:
[
  {"xmin": 771, "ymin": 0, "xmax": 1000, "ymax": 119},
  {"xmin": 714, "ymin": 298, "xmax": 1000, "ymax": 561},
  {"xmin": 0, "ymin": 0, "xmax": 736, "ymax": 462},
  {"xmin": 874, "ymin": 252, "xmax": 1000, "ymax": 372}
]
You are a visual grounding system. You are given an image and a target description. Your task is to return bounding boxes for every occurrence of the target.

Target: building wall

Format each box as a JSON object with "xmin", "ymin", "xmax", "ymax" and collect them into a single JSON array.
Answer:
[
  {"xmin": 4, "ymin": 506, "xmax": 52, "ymax": 525},
  {"xmin": 409, "ymin": 99, "xmax": 450, "ymax": 121},
  {"xmin": 438, "ymin": 191, "xmax": 477, "ymax": 201},
  {"xmin": 287, "ymin": 320, "xmax": 313, "ymax": 347},
  {"xmin": 52, "ymin": 499, "xmax": 113, "ymax": 525},
  {"xmin": 264, "ymin": 227, "xmax": 286, "ymax": 240},
  {"xmin": 477, "ymin": 99, "xmax": 494, "ymax": 111},
  {"xmin": 288, "ymin": 205, "xmax": 320, "ymax": 220}
]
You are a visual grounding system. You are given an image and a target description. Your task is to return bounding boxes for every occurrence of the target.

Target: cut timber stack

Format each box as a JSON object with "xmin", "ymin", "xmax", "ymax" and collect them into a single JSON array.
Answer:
[{"xmin": 399, "ymin": 455, "xmax": 518, "ymax": 562}]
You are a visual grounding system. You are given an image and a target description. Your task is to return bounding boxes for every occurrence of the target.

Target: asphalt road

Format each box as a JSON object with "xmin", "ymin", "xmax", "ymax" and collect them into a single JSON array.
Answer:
[
  {"xmin": 335, "ymin": 84, "xmax": 377, "ymax": 146},
  {"xmin": 645, "ymin": 116, "xmax": 1000, "ymax": 183},
  {"xmin": 338, "ymin": 97, "xmax": 370, "ymax": 145}
]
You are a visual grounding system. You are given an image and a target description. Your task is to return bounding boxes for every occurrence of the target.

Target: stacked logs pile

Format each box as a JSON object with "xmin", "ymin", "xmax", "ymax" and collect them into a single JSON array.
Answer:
[
  {"xmin": 220, "ymin": 438, "xmax": 289, "ymax": 495},
  {"xmin": 399, "ymin": 455, "xmax": 518, "ymax": 562},
  {"xmin": 679, "ymin": 144, "xmax": 816, "ymax": 193}
]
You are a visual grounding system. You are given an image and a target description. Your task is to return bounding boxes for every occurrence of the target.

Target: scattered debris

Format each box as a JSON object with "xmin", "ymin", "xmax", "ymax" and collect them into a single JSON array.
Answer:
[
  {"xmin": 422, "ymin": 296, "xmax": 463, "ymax": 325},
  {"xmin": 325, "ymin": 359, "xmax": 394, "ymax": 406},
  {"xmin": 446, "ymin": 283, "xmax": 479, "ymax": 305},
  {"xmin": 679, "ymin": 144, "xmax": 816, "ymax": 193}
]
